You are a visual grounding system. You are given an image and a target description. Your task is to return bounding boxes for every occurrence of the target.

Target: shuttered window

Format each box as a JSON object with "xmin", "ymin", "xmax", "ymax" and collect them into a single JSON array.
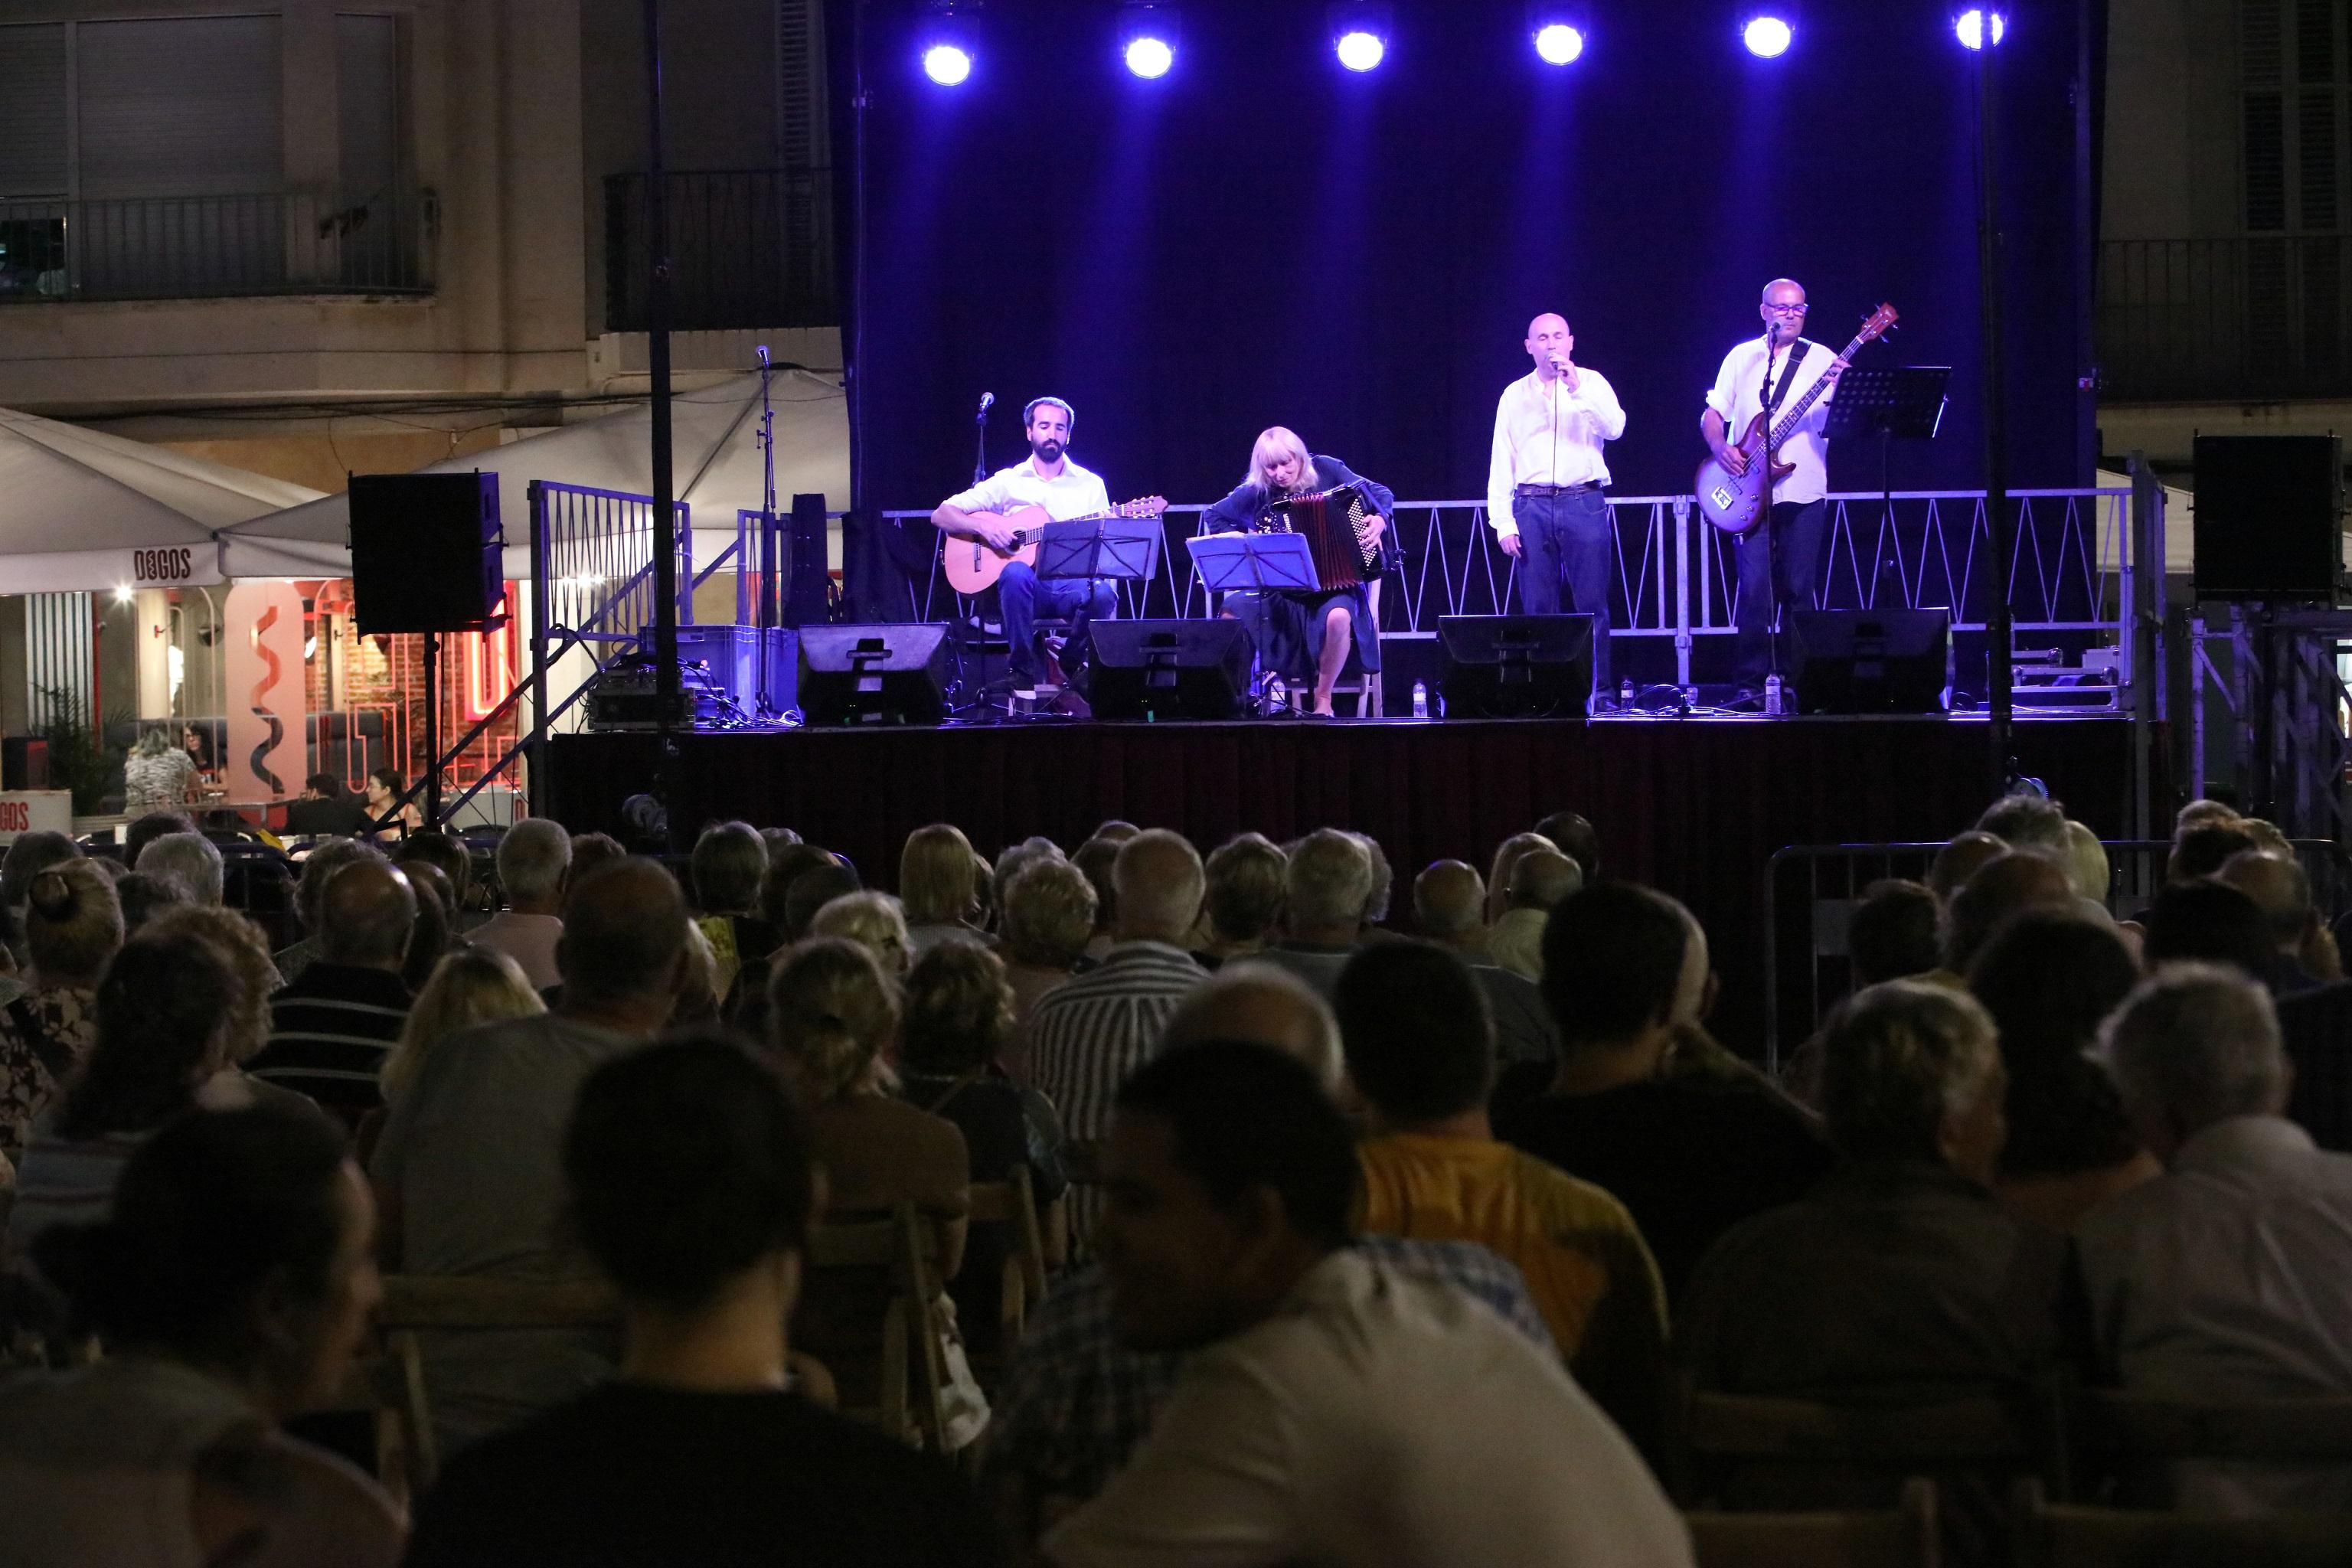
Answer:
[
  {"xmin": 0, "ymin": 25, "xmax": 68, "ymax": 199},
  {"xmin": 77, "ymin": 15, "xmax": 282, "ymax": 200}
]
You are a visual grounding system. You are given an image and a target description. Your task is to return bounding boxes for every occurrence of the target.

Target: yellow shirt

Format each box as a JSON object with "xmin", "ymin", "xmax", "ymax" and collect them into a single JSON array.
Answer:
[{"xmin": 1355, "ymin": 1133, "xmax": 1668, "ymax": 1370}]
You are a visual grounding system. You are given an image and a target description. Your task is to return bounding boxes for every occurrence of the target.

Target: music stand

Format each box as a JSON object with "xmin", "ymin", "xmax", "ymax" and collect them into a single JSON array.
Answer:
[
  {"xmin": 1037, "ymin": 517, "xmax": 1163, "ymax": 582},
  {"xmin": 1826, "ymin": 366, "xmax": 1951, "ymax": 554},
  {"xmin": 1186, "ymin": 531, "xmax": 1322, "ymax": 595}
]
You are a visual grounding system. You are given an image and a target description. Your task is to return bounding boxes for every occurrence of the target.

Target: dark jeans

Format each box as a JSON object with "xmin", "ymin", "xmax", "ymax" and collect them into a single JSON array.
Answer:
[
  {"xmin": 1733, "ymin": 498, "xmax": 1828, "ymax": 688},
  {"xmin": 1514, "ymin": 488, "xmax": 1613, "ymax": 691},
  {"xmin": 998, "ymin": 561, "xmax": 1116, "ymax": 683}
]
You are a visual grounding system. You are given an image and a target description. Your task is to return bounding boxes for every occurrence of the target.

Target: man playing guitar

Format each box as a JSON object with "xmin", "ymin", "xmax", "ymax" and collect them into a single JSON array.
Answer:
[
  {"xmin": 932, "ymin": 397, "xmax": 1118, "ymax": 689},
  {"xmin": 1700, "ymin": 278, "xmax": 1848, "ymax": 699}
]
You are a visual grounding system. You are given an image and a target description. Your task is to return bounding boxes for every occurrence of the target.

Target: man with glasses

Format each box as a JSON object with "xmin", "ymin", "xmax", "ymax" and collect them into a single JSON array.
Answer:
[{"xmin": 1700, "ymin": 279, "xmax": 1847, "ymax": 700}]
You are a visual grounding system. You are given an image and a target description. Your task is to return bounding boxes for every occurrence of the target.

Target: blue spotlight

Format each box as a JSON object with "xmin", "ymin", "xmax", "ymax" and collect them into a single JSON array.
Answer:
[
  {"xmin": 1336, "ymin": 28, "xmax": 1385, "ymax": 70},
  {"xmin": 917, "ymin": 2, "xmax": 978, "ymax": 86},
  {"xmin": 1741, "ymin": 15, "xmax": 1794, "ymax": 57},
  {"xmin": 1955, "ymin": 8, "xmax": 2005, "ymax": 48},
  {"xmin": 1119, "ymin": 4, "xmax": 1178, "ymax": 79},
  {"xmin": 1330, "ymin": 3, "xmax": 1390, "ymax": 71},
  {"xmin": 1534, "ymin": 23, "xmax": 1584, "ymax": 64},
  {"xmin": 922, "ymin": 42, "xmax": 972, "ymax": 85}
]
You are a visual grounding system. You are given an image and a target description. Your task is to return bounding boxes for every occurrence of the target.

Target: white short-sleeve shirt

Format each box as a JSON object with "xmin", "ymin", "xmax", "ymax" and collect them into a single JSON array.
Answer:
[{"xmin": 1705, "ymin": 337, "xmax": 1839, "ymax": 505}]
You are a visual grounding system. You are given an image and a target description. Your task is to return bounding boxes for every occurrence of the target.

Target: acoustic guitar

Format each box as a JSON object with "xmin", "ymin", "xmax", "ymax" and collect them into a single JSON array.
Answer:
[
  {"xmin": 941, "ymin": 495, "xmax": 1168, "ymax": 596},
  {"xmin": 1694, "ymin": 302, "xmax": 1899, "ymax": 534}
]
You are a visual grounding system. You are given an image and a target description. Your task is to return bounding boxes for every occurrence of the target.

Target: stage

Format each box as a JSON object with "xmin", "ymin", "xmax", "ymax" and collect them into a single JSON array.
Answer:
[{"xmin": 548, "ymin": 711, "xmax": 2151, "ymax": 1057}]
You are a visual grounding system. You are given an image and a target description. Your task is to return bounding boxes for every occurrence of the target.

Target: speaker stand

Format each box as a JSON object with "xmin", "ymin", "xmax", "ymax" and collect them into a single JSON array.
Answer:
[{"xmin": 423, "ymin": 630, "xmax": 442, "ymax": 832}]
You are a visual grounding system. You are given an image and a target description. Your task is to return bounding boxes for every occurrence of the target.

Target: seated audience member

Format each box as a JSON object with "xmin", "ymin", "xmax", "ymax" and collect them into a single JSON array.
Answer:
[
  {"xmin": 2141, "ymin": 879, "xmax": 2280, "ymax": 982},
  {"xmin": 781, "ymin": 860, "xmax": 862, "ymax": 944},
  {"xmin": 1420, "ymin": 858, "xmax": 1561, "ymax": 1068},
  {"xmin": 403, "ymin": 1040, "xmax": 1001, "ymax": 1567},
  {"xmin": 900, "ymin": 941, "xmax": 1069, "ymax": 1357},
  {"xmin": 396, "ymin": 859, "xmax": 457, "ymax": 991},
  {"xmin": 136, "ymin": 831, "xmax": 225, "ymax": 908},
  {"xmin": 1976, "ymin": 792, "xmax": 2069, "ymax": 853},
  {"xmin": 992, "ymin": 835, "xmax": 1063, "ymax": 910},
  {"xmin": 2080, "ymin": 965, "xmax": 2352, "ymax": 1511},
  {"xmin": 0, "ymin": 863, "xmax": 119, "ymax": 1165},
  {"xmin": 1851, "ymin": 879, "xmax": 1943, "ymax": 988},
  {"xmin": 1498, "ymin": 883, "xmax": 1834, "ymax": 1302},
  {"xmin": 2177, "ymin": 798, "xmax": 2242, "ymax": 832},
  {"xmin": 472, "ymin": 817, "xmax": 570, "ymax": 991},
  {"xmin": 1194, "ymin": 832, "xmax": 1287, "ymax": 969},
  {"xmin": 567, "ymin": 830, "xmax": 627, "ymax": 884},
  {"xmin": 1488, "ymin": 847, "xmax": 1582, "ymax": 983},
  {"xmin": 755, "ymin": 841, "xmax": 832, "ymax": 938},
  {"xmin": 1965, "ymin": 910, "xmax": 2158, "ymax": 1230},
  {"xmin": 2, "ymin": 831, "xmax": 82, "ymax": 937},
  {"xmin": 2, "ymin": 1106, "xmax": 399, "ymax": 1567},
  {"xmin": 113, "ymin": 870, "xmax": 189, "ymax": 936},
  {"xmin": 1041, "ymin": 1043, "xmax": 1691, "ymax": 1568},
  {"xmin": 249, "ymin": 860, "xmax": 417, "ymax": 1126},
  {"xmin": 1534, "ymin": 809, "xmax": 1602, "ymax": 882},
  {"xmin": 1485, "ymin": 830, "xmax": 1556, "ymax": 926},
  {"xmin": 1255, "ymin": 828, "xmax": 1373, "ymax": 1000},
  {"xmin": 1354, "ymin": 833, "xmax": 1395, "ymax": 929},
  {"xmin": 273, "ymin": 838, "xmax": 383, "ymax": 986},
  {"xmin": 151, "ymin": 906, "xmax": 325, "ymax": 1122},
  {"xmin": 391, "ymin": 829, "xmax": 476, "ymax": 918},
  {"xmin": 805, "ymin": 889, "xmax": 915, "ymax": 982},
  {"xmin": 1941, "ymin": 850, "xmax": 2078, "ymax": 976},
  {"xmin": 2169, "ymin": 820, "xmax": 2261, "ymax": 884},
  {"xmin": 9, "ymin": 932, "xmax": 237, "ymax": 1260},
  {"xmin": 903, "ymin": 823, "xmax": 990, "ymax": 956},
  {"xmin": 2062, "ymin": 819, "xmax": 2112, "ymax": 904},
  {"xmin": 999, "ymin": 858, "xmax": 1098, "ymax": 1034},
  {"xmin": 380, "ymin": 946, "xmax": 545, "ymax": 1105},
  {"xmin": 2219, "ymin": 848, "xmax": 2334, "ymax": 992},
  {"xmin": 1027, "ymin": 830, "xmax": 1207, "ymax": 1150},
  {"xmin": 1926, "ymin": 831, "xmax": 2002, "ymax": 903},
  {"xmin": 368, "ymin": 858, "xmax": 691, "ymax": 1453},
  {"xmin": 689, "ymin": 820, "xmax": 770, "ymax": 1000},
  {"xmin": 121, "ymin": 814, "xmax": 194, "ymax": 870},
  {"xmin": 986, "ymin": 1045, "xmax": 1549, "ymax": 1536},
  {"xmin": 283, "ymin": 773, "xmax": 374, "ymax": 838},
  {"xmin": 1339, "ymin": 940, "xmax": 1669, "ymax": 1450},
  {"xmin": 1071, "ymin": 837, "xmax": 1122, "ymax": 961}
]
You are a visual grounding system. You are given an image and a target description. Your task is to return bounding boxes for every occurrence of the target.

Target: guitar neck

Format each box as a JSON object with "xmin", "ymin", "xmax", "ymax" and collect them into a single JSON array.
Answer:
[{"xmin": 1765, "ymin": 331, "xmax": 1867, "ymax": 449}]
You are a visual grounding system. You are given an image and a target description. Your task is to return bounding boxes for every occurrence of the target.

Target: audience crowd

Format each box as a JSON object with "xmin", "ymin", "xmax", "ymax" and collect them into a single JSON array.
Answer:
[{"xmin": 0, "ymin": 782, "xmax": 2347, "ymax": 1565}]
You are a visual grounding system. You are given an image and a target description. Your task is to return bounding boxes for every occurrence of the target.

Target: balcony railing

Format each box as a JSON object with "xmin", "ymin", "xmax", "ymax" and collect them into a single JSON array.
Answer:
[
  {"xmin": 0, "ymin": 187, "xmax": 434, "ymax": 305},
  {"xmin": 604, "ymin": 167, "xmax": 835, "ymax": 332},
  {"xmin": 2097, "ymin": 235, "xmax": 2352, "ymax": 402}
]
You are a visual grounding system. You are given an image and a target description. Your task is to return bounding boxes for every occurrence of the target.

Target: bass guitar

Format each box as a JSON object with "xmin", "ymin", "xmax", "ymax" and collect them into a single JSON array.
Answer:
[
  {"xmin": 1694, "ymin": 302, "xmax": 1899, "ymax": 534},
  {"xmin": 941, "ymin": 495, "xmax": 1168, "ymax": 596}
]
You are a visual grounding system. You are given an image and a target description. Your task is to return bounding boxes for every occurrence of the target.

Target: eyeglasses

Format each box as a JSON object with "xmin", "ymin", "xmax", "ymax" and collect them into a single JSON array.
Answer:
[{"xmin": 1765, "ymin": 302, "xmax": 1809, "ymax": 315}]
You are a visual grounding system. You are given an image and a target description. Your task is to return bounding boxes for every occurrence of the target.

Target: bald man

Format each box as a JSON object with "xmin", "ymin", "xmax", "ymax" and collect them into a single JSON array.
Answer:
[
  {"xmin": 253, "ymin": 858, "xmax": 421, "ymax": 1124},
  {"xmin": 1487, "ymin": 312, "xmax": 1628, "ymax": 704}
]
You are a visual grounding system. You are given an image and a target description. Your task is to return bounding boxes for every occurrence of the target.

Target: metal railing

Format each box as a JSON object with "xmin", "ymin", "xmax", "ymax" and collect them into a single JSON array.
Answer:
[
  {"xmin": 2097, "ymin": 235, "xmax": 2352, "ymax": 401},
  {"xmin": 0, "ymin": 187, "xmax": 434, "ymax": 304},
  {"xmin": 603, "ymin": 167, "xmax": 835, "ymax": 332}
]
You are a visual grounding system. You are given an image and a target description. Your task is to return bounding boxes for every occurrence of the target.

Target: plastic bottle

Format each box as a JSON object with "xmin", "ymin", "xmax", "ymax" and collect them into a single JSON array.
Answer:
[
  {"xmin": 1765, "ymin": 673, "xmax": 1784, "ymax": 716},
  {"xmin": 1411, "ymin": 681, "xmax": 1429, "ymax": 719},
  {"xmin": 1619, "ymin": 678, "xmax": 1635, "ymax": 710}
]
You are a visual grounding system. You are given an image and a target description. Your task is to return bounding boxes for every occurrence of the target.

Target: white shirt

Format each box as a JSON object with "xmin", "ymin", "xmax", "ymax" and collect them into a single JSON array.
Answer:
[
  {"xmin": 2076, "ymin": 1116, "xmax": 2352, "ymax": 1512},
  {"xmin": 945, "ymin": 456, "xmax": 1111, "ymax": 522},
  {"xmin": 1485, "ymin": 369, "xmax": 1628, "ymax": 537},
  {"xmin": 1705, "ymin": 336, "xmax": 1839, "ymax": 505},
  {"xmin": 1044, "ymin": 1250, "xmax": 1692, "ymax": 1568}
]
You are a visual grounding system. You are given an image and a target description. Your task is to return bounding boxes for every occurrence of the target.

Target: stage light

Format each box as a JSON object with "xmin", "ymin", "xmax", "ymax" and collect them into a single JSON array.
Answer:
[
  {"xmin": 922, "ymin": 43, "xmax": 972, "ymax": 84},
  {"xmin": 1955, "ymin": 8, "xmax": 2005, "ymax": 48},
  {"xmin": 1527, "ymin": 5, "xmax": 1588, "ymax": 66},
  {"xmin": 916, "ymin": 1, "xmax": 978, "ymax": 86},
  {"xmin": 1741, "ymin": 15, "xmax": 1793, "ymax": 57},
  {"xmin": 1118, "ymin": 3, "xmax": 1179, "ymax": 79},
  {"xmin": 1534, "ymin": 24, "xmax": 1583, "ymax": 64},
  {"xmin": 1330, "ymin": 3, "xmax": 1390, "ymax": 71}
]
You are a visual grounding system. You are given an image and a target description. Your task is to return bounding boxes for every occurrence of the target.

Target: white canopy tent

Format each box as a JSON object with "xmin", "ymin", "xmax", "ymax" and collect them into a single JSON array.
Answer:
[
  {"xmin": 0, "ymin": 406, "xmax": 324, "ymax": 593},
  {"xmin": 220, "ymin": 368, "xmax": 851, "ymax": 580}
]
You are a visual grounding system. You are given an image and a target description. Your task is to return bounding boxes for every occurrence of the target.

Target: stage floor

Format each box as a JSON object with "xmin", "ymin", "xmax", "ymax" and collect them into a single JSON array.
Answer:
[{"xmin": 550, "ymin": 713, "xmax": 2151, "ymax": 1056}]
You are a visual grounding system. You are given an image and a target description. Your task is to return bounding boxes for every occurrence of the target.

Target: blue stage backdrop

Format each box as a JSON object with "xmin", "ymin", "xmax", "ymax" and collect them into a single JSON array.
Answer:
[{"xmin": 835, "ymin": 0, "xmax": 2098, "ymax": 514}]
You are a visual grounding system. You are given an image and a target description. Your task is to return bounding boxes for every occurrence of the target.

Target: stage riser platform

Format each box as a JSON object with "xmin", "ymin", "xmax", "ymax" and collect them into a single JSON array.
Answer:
[{"xmin": 550, "ymin": 716, "xmax": 2147, "ymax": 1056}]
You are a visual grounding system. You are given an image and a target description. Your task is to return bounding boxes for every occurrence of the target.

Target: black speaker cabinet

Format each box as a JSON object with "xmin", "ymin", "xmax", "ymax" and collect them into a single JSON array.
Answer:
[
  {"xmin": 1438, "ymin": 614, "xmax": 1594, "ymax": 718},
  {"xmin": 1089, "ymin": 619, "xmax": 1253, "ymax": 721},
  {"xmin": 1, "ymin": 737, "xmax": 48, "ymax": 791},
  {"xmin": 348, "ymin": 472, "xmax": 504, "ymax": 632},
  {"xmin": 786, "ymin": 492, "xmax": 834, "ymax": 626},
  {"xmin": 799, "ymin": 624, "xmax": 951, "ymax": 726},
  {"xmin": 1785, "ymin": 609, "xmax": 1950, "ymax": 714},
  {"xmin": 2193, "ymin": 435, "xmax": 2344, "ymax": 601}
]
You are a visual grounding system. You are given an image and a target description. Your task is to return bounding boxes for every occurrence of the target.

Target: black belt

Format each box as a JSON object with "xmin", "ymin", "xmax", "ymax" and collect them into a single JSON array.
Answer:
[{"xmin": 1514, "ymin": 482, "xmax": 1602, "ymax": 498}]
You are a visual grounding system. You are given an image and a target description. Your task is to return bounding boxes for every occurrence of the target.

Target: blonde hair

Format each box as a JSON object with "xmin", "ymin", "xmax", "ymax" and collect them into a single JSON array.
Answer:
[
  {"xmin": 1485, "ymin": 831, "xmax": 1556, "ymax": 925},
  {"xmin": 901, "ymin": 939, "xmax": 1015, "ymax": 1074},
  {"xmin": 25, "ymin": 860, "xmax": 124, "ymax": 987},
  {"xmin": 2060, "ymin": 820, "xmax": 2109, "ymax": 904},
  {"xmin": 144, "ymin": 906, "xmax": 273, "ymax": 1064},
  {"xmin": 1002, "ymin": 857, "xmax": 1097, "ymax": 969},
  {"xmin": 382, "ymin": 946, "xmax": 544, "ymax": 1100},
  {"xmin": 768, "ymin": 936, "xmax": 900, "ymax": 1100},
  {"xmin": 1820, "ymin": 980, "xmax": 2001, "ymax": 1161},
  {"xmin": 1246, "ymin": 426, "xmax": 1317, "ymax": 493},
  {"xmin": 808, "ymin": 890, "xmax": 913, "ymax": 979},
  {"xmin": 900, "ymin": 823, "xmax": 980, "ymax": 926}
]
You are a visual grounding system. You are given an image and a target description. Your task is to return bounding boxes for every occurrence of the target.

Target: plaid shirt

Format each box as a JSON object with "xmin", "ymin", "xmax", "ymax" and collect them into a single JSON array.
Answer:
[{"xmin": 982, "ymin": 1236, "xmax": 1553, "ymax": 1512}]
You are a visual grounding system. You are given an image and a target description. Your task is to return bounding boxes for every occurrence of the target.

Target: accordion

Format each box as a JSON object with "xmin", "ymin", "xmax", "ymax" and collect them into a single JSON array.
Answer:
[{"xmin": 1262, "ymin": 486, "xmax": 1381, "ymax": 589}]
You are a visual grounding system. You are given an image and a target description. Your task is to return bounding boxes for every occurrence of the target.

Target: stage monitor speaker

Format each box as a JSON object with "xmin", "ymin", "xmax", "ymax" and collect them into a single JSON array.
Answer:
[
  {"xmin": 786, "ymin": 492, "xmax": 833, "ymax": 626},
  {"xmin": 638, "ymin": 625, "xmax": 802, "ymax": 720},
  {"xmin": 799, "ymin": 623, "xmax": 951, "ymax": 727},
  {"xmin": 348, "ymin": 472, "xmax": 504, "ymax": 632},
  {"xmin": 2193, "ymin": 434, "xmax": 2344, "ymax": 600},
  {"xmin": 1438, "ymin": 614, "xmax": 1593, "ymax": 718},
  {"xmin": 1088, "ymin": 619, "xmax": 1252, "ymax": 721},
  {"xmin": 2, "ymin": 737, "xmax": 48, "ymax": 791},
  {"xmin": 1785, "ymin": 609, "xmax": 1950, "ymax": 714}
]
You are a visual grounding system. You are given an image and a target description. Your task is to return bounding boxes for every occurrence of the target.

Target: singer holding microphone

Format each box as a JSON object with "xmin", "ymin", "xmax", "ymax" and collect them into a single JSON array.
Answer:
[{"xmin": 1485, "ymin": 312, "xmax": 1628, "ymax": 706}]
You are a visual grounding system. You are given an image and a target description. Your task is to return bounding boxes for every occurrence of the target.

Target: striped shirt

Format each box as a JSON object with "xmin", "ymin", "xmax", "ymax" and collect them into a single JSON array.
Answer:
[
  {"xmin": 8, "ymin": 1129, "xmax": 145, "ymax": 1268},
  {"xmin": 250, "ymin": 962, "xmax": 413, "ymax": 1127},
  {"xmin": 1024, "ymin": 942, "xmax": 1205, "ymax": 1143}
]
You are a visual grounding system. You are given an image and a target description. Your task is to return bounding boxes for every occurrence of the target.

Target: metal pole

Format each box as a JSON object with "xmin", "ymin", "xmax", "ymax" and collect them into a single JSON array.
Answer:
[
  {"xmin": 423, "ymin": 631, "xmax": 442, "ymax": 831},
  {"xmin": 527, "ymin": 481, "xmax": 550, "ymax": 817},
  {"xmin": 849, "ymin": 0, "xmax": 870, "ymax": 514},
  {"xmin": 644, "ymin": 0, "xmax": 680, "ymax": 738},
  {"xmin": 1975, "ymin": 17, "xmax": 2016, "ymax": 795}
]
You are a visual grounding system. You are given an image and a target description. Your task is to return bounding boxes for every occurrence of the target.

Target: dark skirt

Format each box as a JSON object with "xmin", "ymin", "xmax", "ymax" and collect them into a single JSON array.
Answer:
[{"xmin": 1224, "ymin": 584, "xmax": 1381, "ymax": 679}]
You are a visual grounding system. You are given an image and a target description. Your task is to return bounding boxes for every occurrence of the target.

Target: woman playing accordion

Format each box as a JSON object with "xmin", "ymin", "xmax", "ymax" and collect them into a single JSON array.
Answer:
[{"xmin": 1200, "ymin": 426, "xmax": 1393, "ymax": 717}]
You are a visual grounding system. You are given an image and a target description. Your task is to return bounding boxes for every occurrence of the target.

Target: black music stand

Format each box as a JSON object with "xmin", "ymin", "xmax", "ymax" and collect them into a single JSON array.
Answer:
[
  {"xmin": 1037, "ymin": 517, "xmax": 1162, "ymax": 583},
  {"xmin": 1826, "ymin": 365, "xmax": 1951, "ymax": 546},
  {"xmin": 1186, "ymin": 531, "xmax": 1321, "ymax": 595}
]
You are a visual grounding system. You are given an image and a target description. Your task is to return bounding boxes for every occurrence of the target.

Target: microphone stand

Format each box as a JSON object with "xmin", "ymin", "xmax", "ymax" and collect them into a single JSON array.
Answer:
[
  {"xmin": 973, "ymin": 399, "xmax": 992, "ymax": 485},
  {"xmin": 1759, "ymin": 322, "xmax": 1785, "ymax": 698}
]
